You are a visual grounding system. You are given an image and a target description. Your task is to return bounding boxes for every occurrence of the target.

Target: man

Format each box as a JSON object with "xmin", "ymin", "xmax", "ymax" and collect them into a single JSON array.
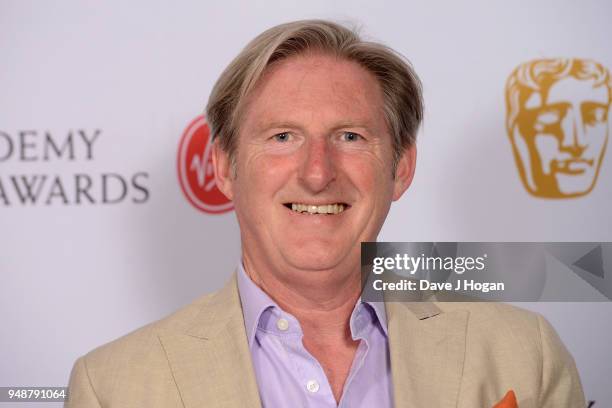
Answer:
[
  {"xmin": 505, "ymin": 58, "xmax": 610, "ymax": 198},
  {"xmin": 67, "ymin": 20, "xmax": 585, "ymax": 407}
]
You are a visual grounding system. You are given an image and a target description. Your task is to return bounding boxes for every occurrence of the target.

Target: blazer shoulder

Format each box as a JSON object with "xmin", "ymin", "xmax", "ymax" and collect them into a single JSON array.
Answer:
[
  {"xmin": 433, "ymin": 302, "xmax": 549, "ymax": 376},
  {"xmin": 66, "ymin": 278, "xmax": 243, "ymax": 407},
  {"xmin": 435, "ymin": 301, "xmax": 563, "ymax": 355},
  {"xmin": 433, "ymin": 302, "xmax": 585, "ymax": 406},
  {"xmin": 436, "ymin": 301, "xmax": 541, "ymax": 330},
  {"xmin": 79, "ymin": 288, "xmax": 219, "ymax": 373}
]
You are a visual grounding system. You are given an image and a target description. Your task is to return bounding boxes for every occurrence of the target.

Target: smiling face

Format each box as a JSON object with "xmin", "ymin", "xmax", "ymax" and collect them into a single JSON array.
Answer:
[
  {"xmin": 213, "ymin": 53, "xmax": 415, "ymax": 285},
  {"xmin": 508, "ymin": 60, "xmax": 611, "ymax": 198}
]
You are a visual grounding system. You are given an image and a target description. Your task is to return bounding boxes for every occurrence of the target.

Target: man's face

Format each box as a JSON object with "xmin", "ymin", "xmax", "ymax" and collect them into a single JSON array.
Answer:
[
  {"xmin": 214, "ymin": 53, "xmax": 414, "ymax": 282},
  {"xmin": 512, "ymin": 76, "xmax": 609, "ymax": 197}
]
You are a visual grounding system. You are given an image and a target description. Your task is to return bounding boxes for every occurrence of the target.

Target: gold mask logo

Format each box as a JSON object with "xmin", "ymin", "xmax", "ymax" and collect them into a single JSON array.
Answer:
[{"xmin": 505, "ymin": 59, "xmax": 611, "ymax": 198}]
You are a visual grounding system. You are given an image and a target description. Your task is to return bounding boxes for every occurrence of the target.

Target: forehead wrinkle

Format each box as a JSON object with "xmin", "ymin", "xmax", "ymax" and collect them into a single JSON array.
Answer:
[{"xmin": 242, "ymin": 53, "xmax": 387, "ymax": 137}]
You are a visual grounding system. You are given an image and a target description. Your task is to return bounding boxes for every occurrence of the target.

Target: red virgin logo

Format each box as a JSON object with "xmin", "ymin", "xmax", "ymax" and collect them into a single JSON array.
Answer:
[{"xmin": 177, "ymin": 115, "xmax": 233, "ymax": 214}]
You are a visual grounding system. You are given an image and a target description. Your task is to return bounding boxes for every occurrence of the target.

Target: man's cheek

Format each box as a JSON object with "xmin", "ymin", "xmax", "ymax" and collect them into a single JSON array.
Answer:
[
  {"xmin": 343, "ymin": 150, "xmax": 388, "ymax": 174},
  {"xmin": 243, "ymin": 152, "xmax": 290, "ymax": 178}
]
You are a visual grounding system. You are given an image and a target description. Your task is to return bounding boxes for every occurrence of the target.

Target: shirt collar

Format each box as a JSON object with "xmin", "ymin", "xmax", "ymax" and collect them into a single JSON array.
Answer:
[
  {"xmin": 236, "ymin": 262, "xmax": 388, "ymax": 345},
  {"xmin": 366, "ymin": 297, "xmax": 389, "ymax": 337},
  {"xmin": 237, "ymin": 262, "xmax": 276, "ymax": 346}
]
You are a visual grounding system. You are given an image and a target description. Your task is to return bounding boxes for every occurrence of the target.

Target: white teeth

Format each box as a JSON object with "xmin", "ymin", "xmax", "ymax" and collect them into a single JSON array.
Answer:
[{"xmin": 288, "ymin": 203, "xmax": 345, "ymax": 214}]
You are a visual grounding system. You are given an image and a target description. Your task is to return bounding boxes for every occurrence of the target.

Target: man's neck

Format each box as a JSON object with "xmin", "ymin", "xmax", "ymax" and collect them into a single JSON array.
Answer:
[
  {"xmin": 241, "ymin": 254, "xmax": 362, "ymax": 402},
  {"xmin": 241, "ymin": 254, "xmax": 361, "ymax": 342}
]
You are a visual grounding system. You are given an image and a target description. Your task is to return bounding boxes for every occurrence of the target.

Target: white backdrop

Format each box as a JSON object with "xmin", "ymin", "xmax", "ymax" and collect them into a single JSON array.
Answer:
[{"xmin": 1, "ymin": 0, "xmax": 611, "ymax": 406}]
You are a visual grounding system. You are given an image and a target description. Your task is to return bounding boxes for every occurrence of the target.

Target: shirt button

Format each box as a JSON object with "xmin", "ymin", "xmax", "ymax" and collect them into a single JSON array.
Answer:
[
  {"xmin": 276, "ymin": 318, "xmax": 289, "ymax": 331},
  {"xmin": 306, "ymin": 380, "xmax": 320, "ymax": 393}
]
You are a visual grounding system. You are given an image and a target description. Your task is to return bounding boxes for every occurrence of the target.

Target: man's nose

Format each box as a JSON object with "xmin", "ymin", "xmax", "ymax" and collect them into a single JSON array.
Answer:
[
  {"xmin": 560, "ymin": 108, "xmax": 587, "ymax": 157},
  {"xmin": 298, "ymin": 137, "xmax": 336, "ymax": 193}
]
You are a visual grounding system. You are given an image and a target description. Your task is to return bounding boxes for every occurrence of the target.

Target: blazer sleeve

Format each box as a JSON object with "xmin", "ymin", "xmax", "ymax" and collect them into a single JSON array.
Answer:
[
  {"xmin": 537, "ymin": 314, "xmax": 586, "ymax": 408},
  {"xmin": 65, "ymin": 357, "xmax": 102, "ymax": 408}
]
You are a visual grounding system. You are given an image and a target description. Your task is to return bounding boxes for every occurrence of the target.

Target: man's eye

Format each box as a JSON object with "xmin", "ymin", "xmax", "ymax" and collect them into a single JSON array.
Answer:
[
  {"xmin": 342, "ymin": 132, "xmax": 362, "ymax": 142},
  {"xmin": 273, "ymin": 132, "xmax": 291, "ymax": 142}
]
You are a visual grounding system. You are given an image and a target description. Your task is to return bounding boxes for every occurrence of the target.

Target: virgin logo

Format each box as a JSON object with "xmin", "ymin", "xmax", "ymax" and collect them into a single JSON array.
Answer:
[{"xmin": 177, "ymin": 115, "xmax": 233, "ymax": 214}]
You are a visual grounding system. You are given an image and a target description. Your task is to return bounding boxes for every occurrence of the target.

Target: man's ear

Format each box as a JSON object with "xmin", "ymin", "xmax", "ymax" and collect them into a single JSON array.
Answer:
[
  {"xmin": 392, "ymin": 144, "xmax": 417, "ymax": 201},
  {"xmin": 211, "ymin": 140, "xmax": 234, "ymax": 201}
]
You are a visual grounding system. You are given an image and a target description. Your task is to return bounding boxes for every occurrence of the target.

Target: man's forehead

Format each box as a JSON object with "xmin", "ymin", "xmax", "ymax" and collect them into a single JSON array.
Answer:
[
  {"xmin": 241, "ymin": 53, "xmax": 386, "ymax": 132},
  {"xmin": 252, "ymin": 119, "xmax": 376, "ymax": 133}
]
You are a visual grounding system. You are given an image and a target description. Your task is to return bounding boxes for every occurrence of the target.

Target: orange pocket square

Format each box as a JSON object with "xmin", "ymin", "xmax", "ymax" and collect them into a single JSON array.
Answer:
[{"xmin": 493, "ymin": 390, "xmax": 518, "ymax": 408}]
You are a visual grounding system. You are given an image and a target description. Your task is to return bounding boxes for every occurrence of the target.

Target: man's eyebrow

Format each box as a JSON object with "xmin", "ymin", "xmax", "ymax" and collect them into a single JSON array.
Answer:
[
  {"xmin": 329, "ymin": 121, "xmax": 373, "ymax": 132},
  {"xmin": 255, "ymin": 121, "xmax": 375, "ymax": 133},
  {"xmin": 254, "ymin": 121, "xmax": 304, "ymax": 133}
]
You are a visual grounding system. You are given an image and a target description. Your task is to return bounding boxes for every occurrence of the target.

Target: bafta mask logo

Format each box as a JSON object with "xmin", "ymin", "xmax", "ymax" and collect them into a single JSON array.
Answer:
[{"xmin": 505, "ymin": 59, "xmax": 611, "ymax": 198}]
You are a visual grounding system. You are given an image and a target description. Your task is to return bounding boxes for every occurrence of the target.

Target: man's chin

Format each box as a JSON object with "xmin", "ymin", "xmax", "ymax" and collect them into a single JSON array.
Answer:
[{"xmin": 281, "ymin": 250, "xmax": 353, "ymax": 274}]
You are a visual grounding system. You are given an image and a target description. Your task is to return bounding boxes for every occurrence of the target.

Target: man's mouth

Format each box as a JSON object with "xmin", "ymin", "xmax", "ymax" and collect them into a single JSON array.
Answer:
[{"xmin": 283, "ymin": 202, "xmax": 348, "ymax": 214}]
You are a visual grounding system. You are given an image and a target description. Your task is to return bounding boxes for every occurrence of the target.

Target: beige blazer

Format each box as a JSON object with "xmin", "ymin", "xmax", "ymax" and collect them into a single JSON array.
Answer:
[{"xmin": 66, "ymin": 274, "xmax": 585, "ymax": 407}]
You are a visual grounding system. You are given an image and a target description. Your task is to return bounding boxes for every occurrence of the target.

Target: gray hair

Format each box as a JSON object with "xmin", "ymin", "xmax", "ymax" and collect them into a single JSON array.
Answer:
[{"xmin": 206, "ymin": 19, "xmax": 424, "ymax": 172}]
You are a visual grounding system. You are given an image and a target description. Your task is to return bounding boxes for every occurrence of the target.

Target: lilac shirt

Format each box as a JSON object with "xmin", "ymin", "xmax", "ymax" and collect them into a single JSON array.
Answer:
[{"xmin": 237, "ymin": 264, "xmax": 393, "ymax": 408}]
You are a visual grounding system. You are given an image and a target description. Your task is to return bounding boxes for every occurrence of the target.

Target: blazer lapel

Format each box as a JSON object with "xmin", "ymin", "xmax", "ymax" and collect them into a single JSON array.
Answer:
[
  {"xmin": 159, "ymin": 274, "xmax": 262, "ymax": 408},
  {"xmin": 387, "ymin": 301, "xmax": 469, "ymax": 408}
]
